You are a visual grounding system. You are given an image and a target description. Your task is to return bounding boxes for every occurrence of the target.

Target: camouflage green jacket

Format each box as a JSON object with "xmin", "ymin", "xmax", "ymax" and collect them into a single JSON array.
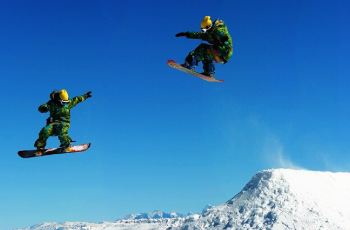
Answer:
[
  {"xmin": 38, "ymin": 95, "xmax": 88, "ymax": 124},
  {"xmin": 187, "ymin": 19, "xmax": 233, "ymax": 61}
]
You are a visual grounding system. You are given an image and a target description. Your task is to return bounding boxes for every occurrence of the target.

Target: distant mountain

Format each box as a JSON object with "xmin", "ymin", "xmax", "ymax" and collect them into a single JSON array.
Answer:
[
  {"xmin": 19, "ymin": 169, "xmax": 350, "ymax": 230},
  {"xmin": 122, "ymin": 210, "xmax": 186, "ymax": 220},
  {"xmin": 18, "ymin": 211, "xmax": 187, "ymax": 230}
]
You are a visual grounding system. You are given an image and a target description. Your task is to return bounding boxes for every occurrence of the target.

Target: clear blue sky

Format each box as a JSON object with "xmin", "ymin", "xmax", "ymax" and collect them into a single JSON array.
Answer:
[{"xmin": 0, "ymin": 0, "xmax": 349, "ymax": 229}]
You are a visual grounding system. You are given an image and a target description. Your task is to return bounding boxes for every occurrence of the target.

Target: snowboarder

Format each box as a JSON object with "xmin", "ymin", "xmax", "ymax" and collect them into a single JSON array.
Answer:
[
  {"xmin": 34, "ymin": 89, "xmax": 92, "ymax": 151},
  {"xmin": 175, "ymin": 16, "xmax": 233, "ymax": 77}
]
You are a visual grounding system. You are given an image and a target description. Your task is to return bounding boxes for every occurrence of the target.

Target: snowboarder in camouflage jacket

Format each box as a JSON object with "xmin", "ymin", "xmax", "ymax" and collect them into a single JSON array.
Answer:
[
  {"xmin": 175, "ymin": 16, "xmax": 233, "ymax": 77},
  {"xmin": 34, "ymin": 89, "xmax": 92, "ymax": 150}
]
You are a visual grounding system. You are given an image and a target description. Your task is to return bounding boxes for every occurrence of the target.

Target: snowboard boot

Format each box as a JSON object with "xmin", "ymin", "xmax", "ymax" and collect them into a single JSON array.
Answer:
[
  {"xmin": 201, "ymin": 72, "xmax": 215, "ymax": 78},
  {"xmin": 181, "ymin": 54, "xmax": 198, "ymax": 71},
  {"xmin": 60, "ymin": 143, "xmax": 70, "ymax": 149},
  {"xmin": 59, "ymin": 134, "xmax": 73, "ymax": 149},
  {"xmin": 59, "ymin": 141, "xmax": 72, "ymax": 151},
  {"xmin": 35, "ymin": 146, "xmax": 45, "ymax": 156},
  {"xmin": 202, "ymin": 61, "xmax": 215, "ymax": 78},
  {"xmin": 34, "ymin": 140, "xmax": 45, "ymax": 150}
]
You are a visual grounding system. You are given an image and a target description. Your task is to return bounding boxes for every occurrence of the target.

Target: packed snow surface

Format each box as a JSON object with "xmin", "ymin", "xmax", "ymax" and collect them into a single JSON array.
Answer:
[{"xmin": 19, "ymin": 169, "xmax": 350, "ymax": 230}]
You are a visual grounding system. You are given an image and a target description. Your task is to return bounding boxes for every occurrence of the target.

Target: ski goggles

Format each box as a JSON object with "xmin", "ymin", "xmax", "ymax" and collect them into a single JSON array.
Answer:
[
  {"xmin": 201, "ymin": 25, "xmax": 212, "ymax": 33},
  {"xmin": 60, "ymin": 100, "xmax": 70, "ymax": 105}
]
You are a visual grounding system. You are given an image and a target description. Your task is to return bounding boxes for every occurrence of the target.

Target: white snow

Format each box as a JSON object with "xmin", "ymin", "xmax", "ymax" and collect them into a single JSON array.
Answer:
[
  {"xmin": 17, "ymin": 214, "xmax": 186, "ymax": 230},
  {"xmin": 18, "ymin": 169, "xmax": 350, "ymax": 230},
  {"xmin": 178, "ymin": 169, "xmax": 350, "ymax": 230},
  {"xmin": 123, "ymin": 210, "xmax": 185, "ymax": 220},
  {"xmin": 19, "ymin": 221, "xmax": 174, "ymax": 230}
]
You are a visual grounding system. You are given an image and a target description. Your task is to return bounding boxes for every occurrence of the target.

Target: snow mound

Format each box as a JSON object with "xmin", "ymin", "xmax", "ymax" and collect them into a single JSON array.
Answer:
[{"xmin": 178, "ymin": 169, "xmax": 350, "ymax": 230}]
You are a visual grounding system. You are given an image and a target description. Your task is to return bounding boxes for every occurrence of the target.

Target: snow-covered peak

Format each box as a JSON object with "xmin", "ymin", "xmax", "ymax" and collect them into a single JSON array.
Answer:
[
  {"xmin": 179, "ymin": 168, "xmax": 350, "ymax": 230},
  {"xmin": 122, "ymin": 210, "xmax": 185, "ymax": 220}
]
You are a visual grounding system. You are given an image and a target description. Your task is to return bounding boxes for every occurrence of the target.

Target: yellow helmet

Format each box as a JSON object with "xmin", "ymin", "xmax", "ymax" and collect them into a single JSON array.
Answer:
[
  {"xmin": 201, "ymin": 16, "xmax": 212, "ymax": 31},
  {"xmin": 59, "ymin": 89, "xmax": 69, "ymax": 101}
]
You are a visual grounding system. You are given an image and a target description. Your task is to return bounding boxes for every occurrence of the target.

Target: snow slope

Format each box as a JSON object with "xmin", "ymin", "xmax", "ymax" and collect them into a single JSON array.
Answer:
[{"xmin": 19, "ymin": 169, "xmax": 350, "ymax": 230}]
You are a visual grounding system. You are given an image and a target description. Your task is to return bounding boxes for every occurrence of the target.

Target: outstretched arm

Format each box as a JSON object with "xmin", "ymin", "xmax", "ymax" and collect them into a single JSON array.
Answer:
[
  {"xmin": 187, "ymin": 32, "xmax": 207, "ymax": 40},
  {"xmin": 175, "ymin": 32, "xmax": 207, "ymax": 40},
  {"xmin": 69, "ymin": 91, "xmax": 92, "ymax": 108}
]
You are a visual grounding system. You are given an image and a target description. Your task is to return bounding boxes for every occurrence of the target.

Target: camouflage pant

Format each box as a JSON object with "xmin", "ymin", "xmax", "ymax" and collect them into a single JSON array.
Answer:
[
  {"xmin": 34, "ymin": 122, "xmax": 72, "ymax": 148},
  {"xmin": 185, "ymin": 43, "xmax": 227, "ymax": 74}
]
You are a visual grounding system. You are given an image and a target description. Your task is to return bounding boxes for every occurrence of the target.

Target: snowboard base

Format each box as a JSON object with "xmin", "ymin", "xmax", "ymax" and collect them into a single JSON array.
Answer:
[
  {"xmin": 18, "ymin": 143, "xmax": 91, "ymax": 158},
  {"xmin": 167, "ymin": 60, "xmax": 224, "ymax": 83}
]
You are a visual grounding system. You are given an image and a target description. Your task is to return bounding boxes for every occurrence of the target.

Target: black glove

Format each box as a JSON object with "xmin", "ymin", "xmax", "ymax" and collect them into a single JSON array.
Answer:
[
  {"xmin": 50, "ymin": 90, "xmax": 58, "ymax": 100},
  {"xmin": 175, "ymin": 32, "xmax": 188, "ymax": 37},
  {"xmin": 84, "ymin": 91, "xmax": 92, "ymax": 98}
]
